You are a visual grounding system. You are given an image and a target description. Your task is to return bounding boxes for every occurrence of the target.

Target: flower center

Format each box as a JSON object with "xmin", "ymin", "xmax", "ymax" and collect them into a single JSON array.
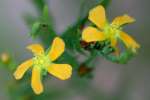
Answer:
[
  {"xmin": 104, "ymin": 23, "xmax": 121, "ymax": 39},
  {"xmin": 33, "ymin": 54, "xmax": 51, "ymax": 69}
]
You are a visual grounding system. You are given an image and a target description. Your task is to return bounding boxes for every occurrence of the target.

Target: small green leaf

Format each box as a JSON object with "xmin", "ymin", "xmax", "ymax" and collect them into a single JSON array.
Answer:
[
  {"xmin": 42, "ymin": 5, "xmax": 49, "ymax": 22},
  {"xmin": 30, "ymin": 22, "xmax": 41, "ymax": 37},
  {"xmin": 118, "ymin": 49, "xmax": 135, "ymax": 64}
]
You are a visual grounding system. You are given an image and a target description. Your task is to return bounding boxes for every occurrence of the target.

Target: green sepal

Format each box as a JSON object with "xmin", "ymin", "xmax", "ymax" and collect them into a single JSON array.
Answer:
[
  {"xmin": 42, "ymin": 5, "xmax": 49, "ymax": 22},
  {"xmin": 118, "ymin": 49, "xmax": 135, "ymax": 64},
  {"xmin": 96, "ymin": 48, "xmax": 135, "ymax": 64},
  {"xmin": 30, "ymin": 22, "xmax": 41, "ymax": 38}
]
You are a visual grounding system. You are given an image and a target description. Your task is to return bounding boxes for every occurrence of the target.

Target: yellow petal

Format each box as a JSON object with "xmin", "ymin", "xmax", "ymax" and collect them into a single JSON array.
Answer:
[
  {"xmin": 120, "ymin": 31, "xmax": 140, "ymax": 52},
  {"xmin": 27, "ymin": 44, "xmax": 44, "ymax": 55},
  {"xmin": 110, "ymin": 38, "xmax": 117, "ymax": 47},
  {"xmin": 13, "ymin": 59, "xmax": 33, "ymax": 80},
  {"xmin": 112, "ymin": 14, "xmax": 135, "ymax": 26},
  {"xmin": 110, "ymin": 38, "xmax": 120, "ymax": 56},
  {"xmin": 89, "ymin": 5, "xmax": 106, "ymax": 29},
  {"xmin": 48, "ymin": 37, "xmax": 65, "ymax": 61},
  {"xmin": 31, "ymin": 67, "xmax": 43, "ymax": 95},
  {"xmin": 47, "ymin": 63, "xmax": 72, "ymax": 80},
  {"xmin": 82, "ymin": 27, "xmax": 105, "ymax": 42}
]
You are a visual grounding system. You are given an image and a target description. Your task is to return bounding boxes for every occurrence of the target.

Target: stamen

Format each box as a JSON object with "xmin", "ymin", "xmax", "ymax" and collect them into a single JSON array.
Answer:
[{"xmin": 33, "ymin": 54, "xmax": 51, "ymax": 69}]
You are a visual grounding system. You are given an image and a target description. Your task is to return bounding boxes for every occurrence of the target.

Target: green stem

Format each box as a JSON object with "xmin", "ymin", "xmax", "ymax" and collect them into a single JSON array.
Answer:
[{"xmin": 83, "ymin": 51, "xmax": 98, "ymax": 67}]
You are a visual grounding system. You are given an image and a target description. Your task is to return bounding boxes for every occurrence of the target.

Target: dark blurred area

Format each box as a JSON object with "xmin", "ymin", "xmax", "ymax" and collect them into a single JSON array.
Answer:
[{"xmin": 0, "ymin": 0, "xmax": 149, "ymax": 100}]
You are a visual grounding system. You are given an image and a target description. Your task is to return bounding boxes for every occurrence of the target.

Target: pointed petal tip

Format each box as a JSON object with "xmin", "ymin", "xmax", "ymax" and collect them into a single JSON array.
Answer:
[
  {"xmin": 33, "ymin": 87, "xmax": 44, "ymax": 95},
  {"xmin": 124, "ymin": 14, "xmax": 136, "ymax": 22},
  {"xmin": 26, "ymin": 44, "xmax": 44, "ymax": 55},
  {"xmin": 26, "ymin": 44, "xmax": 34, "ymax": 50},
  {"xmin": 13, "ymin": 72, "xmax": 22, "ymax": 80},
  {"xmin": 112, "ymin": 14, "xmax": 135, "ymax": 26}
]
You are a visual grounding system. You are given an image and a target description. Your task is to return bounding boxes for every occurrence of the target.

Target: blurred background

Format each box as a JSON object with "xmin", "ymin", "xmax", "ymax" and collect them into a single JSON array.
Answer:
[{"xmin": 0, "ymin": 0, "xmax": 149, "ymax": 100}]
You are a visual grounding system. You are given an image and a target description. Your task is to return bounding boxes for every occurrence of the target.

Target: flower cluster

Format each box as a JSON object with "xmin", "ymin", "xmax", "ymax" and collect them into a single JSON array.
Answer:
[{"xmin": 13, "ymin": 5, "xmax": 140, "ymax": 95}]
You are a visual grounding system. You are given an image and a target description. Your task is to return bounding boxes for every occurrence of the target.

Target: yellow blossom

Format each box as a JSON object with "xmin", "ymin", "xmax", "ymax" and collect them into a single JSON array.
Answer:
[
  {"xmin": 13, "ymin": 37, "xmax": 72, "ymax": 95},
  {"xmin": 0, "ymin": 52, "xmax": 10, "ymax": 64},
  {"xmin": 82, "ymin": 5, "xmax": 140, "ymax": 53}
]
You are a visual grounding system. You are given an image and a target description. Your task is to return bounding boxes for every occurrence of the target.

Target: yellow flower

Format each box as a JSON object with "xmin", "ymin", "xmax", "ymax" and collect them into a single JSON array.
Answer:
[
  {"xmin": 13, "ymin": 37, "xmax": 72, "ymax": 95},
  {"xmin": 0, "ymin": 52, "xmax": 10, "ymax": 64},
  {"xmin": 82, "ymin": 5, "xmax": 140, "ymax": 53}
]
